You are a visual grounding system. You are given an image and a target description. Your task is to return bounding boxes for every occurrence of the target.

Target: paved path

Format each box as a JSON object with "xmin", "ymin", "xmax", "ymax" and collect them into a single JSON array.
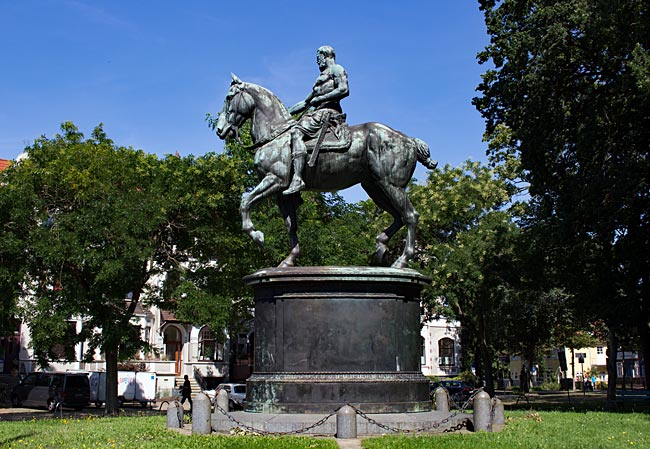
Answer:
[{"xmin": 337, "ymin": 438, "xmax": 363, "ymax": 449}]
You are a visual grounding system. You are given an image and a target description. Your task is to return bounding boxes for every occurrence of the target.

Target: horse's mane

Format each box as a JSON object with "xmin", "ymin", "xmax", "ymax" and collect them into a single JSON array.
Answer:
[{"xmin": 244, "ymin": 82, "xmax": 291, "ymax": 118}]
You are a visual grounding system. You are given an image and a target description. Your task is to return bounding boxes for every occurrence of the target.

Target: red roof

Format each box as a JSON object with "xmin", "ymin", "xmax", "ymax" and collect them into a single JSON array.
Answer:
[
  {"xmin": 161, "ymin": 310, "xmax": 179, "ymax": 322},
  {"xmin": 0, "ymin": 159, "xmax": 10, "ymax": 172}
]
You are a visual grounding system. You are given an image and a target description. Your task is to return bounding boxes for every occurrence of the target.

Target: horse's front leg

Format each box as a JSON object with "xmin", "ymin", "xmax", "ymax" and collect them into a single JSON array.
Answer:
[
  {"xmin": 277, "ymin": 193, "xmax": 301, "ymax": 267},
  {"xmin": 241, "ymin": 173, "xmax": 284, "ymax": 246}
]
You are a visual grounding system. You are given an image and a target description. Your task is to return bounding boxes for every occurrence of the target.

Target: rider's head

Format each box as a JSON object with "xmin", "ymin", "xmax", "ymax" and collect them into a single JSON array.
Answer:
[
  {"xmin": 317, "ymin": 45, "xmax": 336, "ymax": 59},
  {"xmin": 317, "ymin": 46, "xmax": 335, "ymax": 69}
]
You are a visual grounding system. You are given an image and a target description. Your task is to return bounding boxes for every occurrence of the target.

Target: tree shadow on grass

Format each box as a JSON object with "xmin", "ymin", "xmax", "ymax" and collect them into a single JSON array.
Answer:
[{"xmin": 0, "ymin": 432, "xmax": 37, "ymax": 447}]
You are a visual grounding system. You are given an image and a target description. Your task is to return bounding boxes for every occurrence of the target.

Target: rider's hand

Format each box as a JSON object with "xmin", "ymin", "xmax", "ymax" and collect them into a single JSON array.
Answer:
[{"xmin": 288, "ymin": 100, "xmax": 306, "ymax": 114}]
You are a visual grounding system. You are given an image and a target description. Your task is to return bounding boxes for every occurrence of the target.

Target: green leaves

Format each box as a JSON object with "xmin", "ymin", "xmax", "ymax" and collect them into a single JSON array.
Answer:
[{"xmin": 475, "ymin": 0, "xmax": 650, "ymax": 387}]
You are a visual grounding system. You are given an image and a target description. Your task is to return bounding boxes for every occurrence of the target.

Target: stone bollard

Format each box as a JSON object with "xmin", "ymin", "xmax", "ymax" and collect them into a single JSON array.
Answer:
[
  {"xmin": 434, "ymin": 387, "xmax": 449, "ymax": 412},
  {"xmin": 491, "ymin": 397, "xmax": 505, "ymax": 432},
  {"xmin": 192, "ymin": 393, "xmax": 212, "ymax": 435},
  {"xmin": 216, "ymin": 388, "xmax": 230, "ymax": 413},
  {"xmin": 336, "ymin": 405, "xmax": 357, "ymax": 439},
  {"xmin": 473, "ymin": 391, "xmax": 492, "ymax": 432},
  {"xmin": 167, "ymin": 400, "xmax": 184, "ymax": 429}
]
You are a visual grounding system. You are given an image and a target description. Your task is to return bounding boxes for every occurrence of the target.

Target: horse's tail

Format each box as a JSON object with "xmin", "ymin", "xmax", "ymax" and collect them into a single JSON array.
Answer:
[{"xmin": 414, "ymin": 138, "xmax": 437, "ymax": 170}]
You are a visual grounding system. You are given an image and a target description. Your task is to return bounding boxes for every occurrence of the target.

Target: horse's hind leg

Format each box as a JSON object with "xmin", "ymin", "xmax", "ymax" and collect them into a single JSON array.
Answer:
[
  {"xmin": 362, "ymin": 182, "xmax": 404, "ymax": 265},
  {"xmin": 385, "ymin": 185, "xmax": 419, "ymax": 268},
  {"xmin": 277, "ymin": 193, "xmax": 302, "ymax": 267},
  {"xmin": 363, "ymin": 181, "xmax": 419, "ymax": 268},
  {"xmin": 241, "ymin": 173, "xmax": 284, "ymax": 246}
]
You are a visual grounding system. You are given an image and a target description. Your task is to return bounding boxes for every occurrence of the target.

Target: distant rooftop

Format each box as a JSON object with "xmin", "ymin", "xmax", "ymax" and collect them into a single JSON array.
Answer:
[{"xmin": 0, "ymin": 159, "xmax": 11, "ymax": 172}]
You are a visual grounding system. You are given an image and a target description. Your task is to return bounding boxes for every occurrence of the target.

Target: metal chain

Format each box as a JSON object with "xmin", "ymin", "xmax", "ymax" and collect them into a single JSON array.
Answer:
[
  {"xmin": 351, "ymin": 387, "xmax": 483, "ymax": 434},
  {"xmin": 215, "ymin": 404, "xmax": 337, "ymax": 436},
  {"xmin": 445, "ymin": 386, "xmax": 484, "ymax": 411},
  {"xmin": 351, "ymin": 405, "xmax": 467, "ymax": 434},
  {"xmin": 213, "ymin": 390, "xmax": 484, "ymax": 436}
]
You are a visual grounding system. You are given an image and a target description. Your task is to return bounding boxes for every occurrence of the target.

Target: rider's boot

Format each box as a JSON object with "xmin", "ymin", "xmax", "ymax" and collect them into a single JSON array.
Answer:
[{"xmin": 284, "ymin": 150, "xmax": 306, "ymax": 195}]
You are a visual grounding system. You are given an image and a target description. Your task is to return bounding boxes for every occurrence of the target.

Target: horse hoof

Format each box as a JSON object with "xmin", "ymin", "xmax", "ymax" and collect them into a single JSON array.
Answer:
[
  {"xmin": 391, "ymin": 259, "xmax": 408, "ymax": 269},
  {"xmin": 251, "ymin": 231, "xmax": 265, "ymax": 246},
  {"xmin": 278, "ymin": 260, "xmax": 294, "ymax": 268}
]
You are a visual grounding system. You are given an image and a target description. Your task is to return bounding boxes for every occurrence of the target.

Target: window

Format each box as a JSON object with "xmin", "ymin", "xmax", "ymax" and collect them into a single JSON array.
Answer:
[
  {"xmin": 199, "ymin": 326, "xmax": 224, "ymax": 361},
  {"xmin": 438, "ymin": 338, "xmax": 455, "ymax": 367},
  {"xmin": 596, "ymin": 346, "xmax": 603, "ymax": 355}
]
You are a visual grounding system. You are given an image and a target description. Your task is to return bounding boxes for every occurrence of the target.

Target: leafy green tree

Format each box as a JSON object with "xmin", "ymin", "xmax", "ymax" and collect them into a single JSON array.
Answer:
[
  {"xmin": 0, "ymin": 123, "xmax": 252, "ymax": 413},
  {"xmin": 412, "ymin": 161, "xmax": 517, "ymax": 394},
  {"xmin": 475, "ymin": 0, "xmax": 650, "ymax": 393},
  {"xmin": 0, "ymin": 160, "xmax": 26, "ymax": 339}
]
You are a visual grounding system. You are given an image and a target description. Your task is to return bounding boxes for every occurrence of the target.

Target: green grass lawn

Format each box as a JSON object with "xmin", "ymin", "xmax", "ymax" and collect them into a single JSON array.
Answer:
[
  {"xmin": 0, "ymin": 410, "xmax": 648, "ymax": 449},
  {"xmin": 363, "ymin": 410, "xmax": 650, "ymax": 449},
  {"xmin": 0, "ymin": 415, "xmax": 338, "ymax": 449}
]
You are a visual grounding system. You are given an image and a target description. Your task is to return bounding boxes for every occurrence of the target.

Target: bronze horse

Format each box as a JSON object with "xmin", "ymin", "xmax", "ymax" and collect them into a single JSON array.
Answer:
[{"xmin": 215, "ymin": 74, "xmax": 437, "ymax": 268}]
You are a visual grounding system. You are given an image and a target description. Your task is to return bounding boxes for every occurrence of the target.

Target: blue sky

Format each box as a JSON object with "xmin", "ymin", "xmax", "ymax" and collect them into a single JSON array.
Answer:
[{"xmin": 0, "ymin": 1, "xmax": 490, "ymax": 202}]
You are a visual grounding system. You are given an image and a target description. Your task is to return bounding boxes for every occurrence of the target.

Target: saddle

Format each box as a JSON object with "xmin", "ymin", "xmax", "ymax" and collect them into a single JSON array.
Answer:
[{"xmin": 304, "ymin": 113, "xmax": 351, "ymax": 152}]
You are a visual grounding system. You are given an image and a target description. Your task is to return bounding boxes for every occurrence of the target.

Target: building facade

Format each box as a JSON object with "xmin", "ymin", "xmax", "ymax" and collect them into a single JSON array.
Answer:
[
  {"xmin": 14, "ymin": 301, "xmax": 253, "ymax": 398},
  {"xmin": 420, "ymin": 318, "xmax": 462, "ymax": 378},
  {"xmin": 508, "ymin": 346, "xmax": 645, "ymax": 389}
]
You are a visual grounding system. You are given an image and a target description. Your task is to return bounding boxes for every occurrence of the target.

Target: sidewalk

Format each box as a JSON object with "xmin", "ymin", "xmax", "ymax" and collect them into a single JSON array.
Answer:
[{"xmin": 336, "ymin": 439, "xmax": 362, "ymax": 449}]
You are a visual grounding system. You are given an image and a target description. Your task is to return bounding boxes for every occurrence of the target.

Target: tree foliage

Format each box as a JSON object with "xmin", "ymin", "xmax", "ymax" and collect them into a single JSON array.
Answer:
[
  {"xmin": 0, "ymin": 123, "xmax": 256, "ymax": 412},
  {"xmin": 475, "ymin": 0, "xmax": 650, "ymax": 391},
  {"xmin": 412, "ymin": 161, "xmax": 518, "ymax": 393}
]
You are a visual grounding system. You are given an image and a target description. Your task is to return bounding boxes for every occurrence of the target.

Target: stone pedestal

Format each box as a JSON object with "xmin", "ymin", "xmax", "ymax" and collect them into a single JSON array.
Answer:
[{"xmin": 243, "ymin": 266, "xmax": 431, "ymax": 413}]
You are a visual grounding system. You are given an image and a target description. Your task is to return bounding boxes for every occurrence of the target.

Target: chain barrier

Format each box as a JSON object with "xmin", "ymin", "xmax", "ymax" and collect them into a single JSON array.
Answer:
[
  {"xmin": 214, "ymin": 403, "xmax": 337, "ymax": 436},
  {"xmin": 213, "ymin": 389, "xmax": 483, "ymax": 436},
  {"xmin": 349, "ymin": 387, "xmax": 482, "ymax": 435}
]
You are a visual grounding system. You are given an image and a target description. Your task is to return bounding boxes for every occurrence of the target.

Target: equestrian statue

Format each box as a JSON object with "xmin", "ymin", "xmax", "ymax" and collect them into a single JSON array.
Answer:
[{"xmin": 214, "ymin": 46, "xmax": 437, "ymax": 269}]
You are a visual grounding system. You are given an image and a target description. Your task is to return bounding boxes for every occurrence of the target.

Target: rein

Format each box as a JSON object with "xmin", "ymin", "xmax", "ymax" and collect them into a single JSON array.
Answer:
[
  {"xmin": 244, "ymin": 119, "xmax": 296, "ymax": 152},
  {"xmin": 229, "ymin": 84, "xmax": 296, "ymax": 151}
]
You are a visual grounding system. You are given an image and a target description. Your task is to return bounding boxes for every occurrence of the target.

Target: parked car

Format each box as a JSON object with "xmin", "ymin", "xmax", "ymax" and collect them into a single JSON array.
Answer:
[
  {"xmin": 430, "ymin": 380, "xmax": 474, "ymax": 402},
  {"xmin": 214, "ymin": 383, "xmax": 247, "ymax": 409},
  {"xmin": 11, "ymin": 372, "xmax": 90, "ymax": 411}
]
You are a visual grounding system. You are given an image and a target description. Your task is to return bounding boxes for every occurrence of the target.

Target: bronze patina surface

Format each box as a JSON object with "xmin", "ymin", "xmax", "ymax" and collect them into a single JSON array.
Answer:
[{"xmin": 243, "ymin": 266, "xmax": 431, "ymax": 413}]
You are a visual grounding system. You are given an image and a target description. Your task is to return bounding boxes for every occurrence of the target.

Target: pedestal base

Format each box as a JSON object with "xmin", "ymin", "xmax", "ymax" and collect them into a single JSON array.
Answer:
[{"xmin": 243, "ymin": 266, "xmax": 431, "ymax": 413}]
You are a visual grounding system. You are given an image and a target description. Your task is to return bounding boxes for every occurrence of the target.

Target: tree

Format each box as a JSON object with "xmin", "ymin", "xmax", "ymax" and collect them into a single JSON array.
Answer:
[
  {"xmin": 0, "ymin": 123, "xmax": 252, "ymax": 413},
  {"xmin": 475, "ymin": 0, "xmax": 650, "ymax": 394},
  {"xmin": 0, "ymin": 159, "xmax": 25, "ymax": 338},
  {"xmin": 412, "ymin": 161, "xmax": 518, "ymax": 394}
]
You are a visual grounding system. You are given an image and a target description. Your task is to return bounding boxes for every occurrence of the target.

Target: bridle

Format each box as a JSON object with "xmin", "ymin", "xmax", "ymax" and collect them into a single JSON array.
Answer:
[
  {"xmin": 222, "ymin": 85, "xmax": 248, "ymax": 143},
  {"xmin": 222, "ymin": 83, "xmax": 296, "ymax": 151}
]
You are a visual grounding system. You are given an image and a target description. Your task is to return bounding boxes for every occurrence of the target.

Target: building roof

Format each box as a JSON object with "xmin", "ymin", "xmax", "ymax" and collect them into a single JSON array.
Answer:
[
  {"xmin": 161, "ymin": 310, "xmax": 179, "ymax": 323},
  {"xmin": 0, "ymin": 159, "xmax": 11, "ymax": 172},
  {"xmin": 125, "ymin": 300, "xmax": 155, "ymax": 320}
]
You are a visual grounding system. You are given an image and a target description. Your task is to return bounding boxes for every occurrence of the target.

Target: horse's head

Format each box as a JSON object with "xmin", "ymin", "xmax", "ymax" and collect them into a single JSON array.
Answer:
[{"xmin": 215, "ymin": 74, "xmax": 255, "ymax": 142}]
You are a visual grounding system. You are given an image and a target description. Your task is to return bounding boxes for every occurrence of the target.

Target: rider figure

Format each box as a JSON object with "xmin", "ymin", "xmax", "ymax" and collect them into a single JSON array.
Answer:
[{"xmin": 284, "ymin": 45, "xmax": 349, "ymax": 195}]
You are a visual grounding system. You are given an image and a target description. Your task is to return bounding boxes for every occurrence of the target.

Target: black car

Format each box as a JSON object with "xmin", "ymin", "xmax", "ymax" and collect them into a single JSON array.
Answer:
[
  {"xmin": 11, "ymin": 372, "xmax": 90, "ymax": 411},
  {"xmin": 430, "ymin": 380, "xmax": 474, "ymax": 402}
]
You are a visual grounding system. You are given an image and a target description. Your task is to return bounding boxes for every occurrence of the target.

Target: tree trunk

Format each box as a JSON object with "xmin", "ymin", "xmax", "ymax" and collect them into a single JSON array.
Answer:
[
  {"xmin": 474, "ymin": 343, "xmax": 483, "ymax": 386},
  {"xmin": 104, "ymin": 346, "xmax": 120, "ymax": 415},
  {"xmin": 606, "ymin": 331, "xmax": 618, "ymax": 409},
  {"xmin": 638, "ymin": 272, "xmax": 650, "ymax": 390},
  {"xmin": 640, "ymin": 325, "xmax": 650, "ymax": 390},
  {"xmin": 458, "ymin": 323, "xmax": 474, "ymax": 373},
  {"xmin": 477, "ymin": 314, "xmax": 494, "ymax": 396}
]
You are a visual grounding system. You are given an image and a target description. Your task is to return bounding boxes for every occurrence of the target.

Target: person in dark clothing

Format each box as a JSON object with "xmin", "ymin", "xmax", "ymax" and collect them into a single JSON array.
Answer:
[{"xmin": 180, "ymin": 374, "xmax": 192, "ymax": 411}]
